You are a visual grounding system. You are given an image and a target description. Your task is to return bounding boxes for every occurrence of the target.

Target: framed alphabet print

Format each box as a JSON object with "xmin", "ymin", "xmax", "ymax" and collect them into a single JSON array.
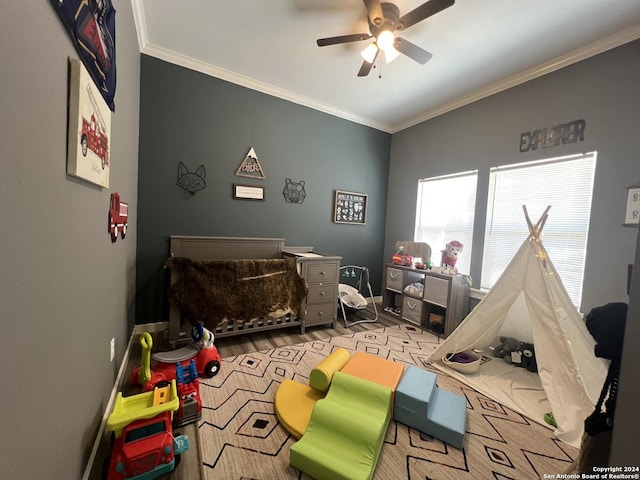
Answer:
[
  {"xmin": 625, "ymin": 182, "xmax": 640, "ymax": 226},
  {"xmin": 334, "ymin": 190, "xmax": 368, "ymax": 225}
]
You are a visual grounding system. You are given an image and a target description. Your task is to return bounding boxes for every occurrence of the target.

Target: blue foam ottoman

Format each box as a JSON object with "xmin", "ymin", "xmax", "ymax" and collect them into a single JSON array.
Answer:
[{"xmin": 394, "ymin": 365, "xmax": 467, "ymax": 449}]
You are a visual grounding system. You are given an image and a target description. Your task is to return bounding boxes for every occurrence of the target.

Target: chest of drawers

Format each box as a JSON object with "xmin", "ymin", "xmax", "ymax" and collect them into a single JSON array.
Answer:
[{"xmin": 283, "ymin": 249, "xmax": 342, "ymax": 332}]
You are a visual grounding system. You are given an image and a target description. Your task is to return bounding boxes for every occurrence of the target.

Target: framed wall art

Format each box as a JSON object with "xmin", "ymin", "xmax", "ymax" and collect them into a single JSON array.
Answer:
[
  {"xmin": 49, "ymin": 0, "xmax": 116, "ymax": 110},
  {"xmin": 624, "ymin": 181, "xmax": 640, "ymax": 226},
  {"xmin": 334, "ymin": 190, "xmax": 368, "ymax": 225},
  {"xmin": 67, "ymin": 58, "xmax": 111, "ymax": 188},
  {"xmin": 236, "ymin": 147, "xmax": 266, "ymax": 180},
  {"xmin": 233, "ymin": 184, "xmax": 265, "ymax": 201}
]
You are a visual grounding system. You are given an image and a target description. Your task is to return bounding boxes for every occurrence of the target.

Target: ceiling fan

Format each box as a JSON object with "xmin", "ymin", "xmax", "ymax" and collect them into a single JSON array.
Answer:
[{"xmin": 316, "ymin": 0, "xmax": 455, "ymax": 77}]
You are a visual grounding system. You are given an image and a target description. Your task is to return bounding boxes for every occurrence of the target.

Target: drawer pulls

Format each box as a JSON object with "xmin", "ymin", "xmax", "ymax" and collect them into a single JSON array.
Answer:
[
  {"xmin": 389, "ymin": 272, "xmax": 399, "ymax": 279},
  {"xmin": 406, "ymin": 301, "xmax": 418, "ymax": 310}
]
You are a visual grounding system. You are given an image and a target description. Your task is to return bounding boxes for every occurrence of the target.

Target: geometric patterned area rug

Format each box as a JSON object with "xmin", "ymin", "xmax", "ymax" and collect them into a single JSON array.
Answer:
[{"xmin": 198, "ymin": 324, "xmax": 578, "ymax": 479}]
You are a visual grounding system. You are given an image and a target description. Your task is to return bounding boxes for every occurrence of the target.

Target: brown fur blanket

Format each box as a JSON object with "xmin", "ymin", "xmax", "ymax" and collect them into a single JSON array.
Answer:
[{"xmin": 165, "ymin": 257, "xmax": 307, "ymax": 331}]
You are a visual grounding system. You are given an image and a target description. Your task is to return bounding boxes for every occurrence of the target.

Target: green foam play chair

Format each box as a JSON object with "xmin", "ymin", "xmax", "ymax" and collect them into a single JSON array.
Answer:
[{"xmin": 289, "ymin": 371, "xmax": 392, "ymax": 480}]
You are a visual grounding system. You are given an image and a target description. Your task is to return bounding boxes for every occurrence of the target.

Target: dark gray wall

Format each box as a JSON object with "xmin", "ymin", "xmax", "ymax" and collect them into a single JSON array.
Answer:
[
  {"xmin": 136, "ymin": 55, "xmax": 391, "ymax": 323},
  {"xmin": 388, "ymin": 40, "xmax": 640, "ymax": 466},
  {"xmin": 387, "ymin": 40, "xmax": 640, "ymax": 316},
  {"xmin": 0, "ymin": 2, "xmax": 140, "ymax": 478}
]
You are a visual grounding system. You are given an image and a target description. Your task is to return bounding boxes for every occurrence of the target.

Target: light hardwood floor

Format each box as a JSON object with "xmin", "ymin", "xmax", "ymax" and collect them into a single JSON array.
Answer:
[{"xmin": 90, "ymin": 303, "xmax": 405, "ymax": 480}]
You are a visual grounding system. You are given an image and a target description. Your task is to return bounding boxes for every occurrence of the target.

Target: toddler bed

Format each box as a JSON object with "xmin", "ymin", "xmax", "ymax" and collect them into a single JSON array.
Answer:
[{"xmin": 166, "ymin": 235, "xmax": 308, "ymax": 345}]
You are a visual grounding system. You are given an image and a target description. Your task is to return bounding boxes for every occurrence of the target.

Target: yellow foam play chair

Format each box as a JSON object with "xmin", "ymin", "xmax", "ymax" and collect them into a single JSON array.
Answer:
[{"xmin": 274, "ymin": 347, "xmax": 351, "ymax": 438}]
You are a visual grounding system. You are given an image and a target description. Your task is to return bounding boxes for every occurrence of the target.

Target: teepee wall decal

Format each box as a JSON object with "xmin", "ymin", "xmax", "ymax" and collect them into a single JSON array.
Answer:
[{"xmin": 235, "ymin": 147, "xmax": 266, "ymax": 180}]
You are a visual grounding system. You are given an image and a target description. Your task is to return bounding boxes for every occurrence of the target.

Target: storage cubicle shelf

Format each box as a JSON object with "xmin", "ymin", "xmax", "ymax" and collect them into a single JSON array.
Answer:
[{"xmin": 382, "ymin": 264, "xmax": 470, "ymax": 338}]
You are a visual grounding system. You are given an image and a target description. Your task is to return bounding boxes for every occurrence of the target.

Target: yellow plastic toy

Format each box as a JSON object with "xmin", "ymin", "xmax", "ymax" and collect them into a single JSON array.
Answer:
[
  {"xmin": 138, "ymin": 332, "xmax": 153, "ymax": 387},
  {"xmin": 107, "ymin": 379, "xmax": 179, "ymax": 438},
  {"xmin": 275, "ymin": 348, "xmax": 351, "ymax": 438}
]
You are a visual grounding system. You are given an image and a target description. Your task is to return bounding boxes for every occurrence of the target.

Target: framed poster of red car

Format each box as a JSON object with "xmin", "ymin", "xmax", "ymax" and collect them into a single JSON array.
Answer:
[{"xmin": 67, "ymin": 58, "xmax": 111, "ymax": 188}]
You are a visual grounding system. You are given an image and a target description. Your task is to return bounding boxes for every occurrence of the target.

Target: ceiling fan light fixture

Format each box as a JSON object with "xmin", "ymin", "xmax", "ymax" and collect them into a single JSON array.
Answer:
[
  {"xmin": 360, "ymin": 42, "xmax": 379, "ymax": 64},
  {"xmin": 376, "ymin": 29, "xmax": 395, "ymax": 52},
  {"xmin": 384, "ymin": 45, "xmax": 400, "ymax": 63}
]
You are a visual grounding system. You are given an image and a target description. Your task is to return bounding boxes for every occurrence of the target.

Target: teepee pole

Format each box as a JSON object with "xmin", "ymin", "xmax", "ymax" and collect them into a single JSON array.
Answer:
[
  {"xmin": 537, "ymin": 206, "xmax": 551, "ymax": 233},
  {"xmin": 523, "ymin": 205, "xmax": 535, "ymax": 237},
  {"xmin": 523, "ymin": 205, "xmax": 551, "ymax": 239}
]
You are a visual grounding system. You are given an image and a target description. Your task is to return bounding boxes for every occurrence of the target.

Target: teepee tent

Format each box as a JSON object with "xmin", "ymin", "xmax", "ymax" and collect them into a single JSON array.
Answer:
[{"xmin": 429, "ymin": 206, "xmax": 608, "ymax": 448}]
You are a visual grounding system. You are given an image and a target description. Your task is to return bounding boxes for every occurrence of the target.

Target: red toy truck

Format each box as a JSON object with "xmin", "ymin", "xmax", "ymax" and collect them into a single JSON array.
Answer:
[
  {"xmin": 174, "ymin": 360, "xmax": 202, "ymax": 427},
  {"xmin": 109, "ymin": 193, "xmax": 128, "ymax": 242},
  {"xmin": 80, "ymin": 114, "xmax": 109, "ymax": 169},
  {"xmin": 131, "ymin": 325, "xmax": 221, "ymax": 393},
  {"xmin": 104, "ymin": 380, "xmax": 190, "ymax": 480}
]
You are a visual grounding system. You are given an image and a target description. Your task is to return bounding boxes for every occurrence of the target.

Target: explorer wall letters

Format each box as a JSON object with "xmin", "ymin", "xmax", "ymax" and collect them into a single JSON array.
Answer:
[{"xmin": 519, "ymin": 119, "xmax": 585, "ymax": 153}]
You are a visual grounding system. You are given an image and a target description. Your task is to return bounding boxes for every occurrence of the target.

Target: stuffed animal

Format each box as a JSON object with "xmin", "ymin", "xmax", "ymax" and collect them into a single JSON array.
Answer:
[
  {"xmin": 441, "ymin": 240, "xmax": 463, "ymax": 272},
  {"xmin": 519, "ymin": 343, "xmax": 538, "ymax": 372},
  {"xmin": 492, "ymin": 336, "xmax": 519, "ymax": 362},
  {"xmin": 492, "ymin": 337, "xmax": 538, "ymax": 372}
]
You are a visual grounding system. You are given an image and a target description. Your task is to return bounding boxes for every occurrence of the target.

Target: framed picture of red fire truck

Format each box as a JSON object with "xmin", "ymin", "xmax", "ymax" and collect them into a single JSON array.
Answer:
[{"xmin": 66, "ymin": 58, "xmax": 111, "ymax": 188}]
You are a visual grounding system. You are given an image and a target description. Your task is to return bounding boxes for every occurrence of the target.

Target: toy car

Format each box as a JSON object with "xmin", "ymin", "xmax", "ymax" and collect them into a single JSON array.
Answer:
[
  {"xmin": 104, "ymin": 380, "xmax": 189, "ymax": 480},
  {"xmin": 131, "ymin": 324, "xmax": 221, "ymax": 392}
]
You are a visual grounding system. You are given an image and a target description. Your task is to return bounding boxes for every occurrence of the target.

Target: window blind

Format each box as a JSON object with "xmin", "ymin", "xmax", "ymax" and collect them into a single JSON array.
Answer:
[
  {"xmin": 415, "ymin": 171, "xmax": 478, "ymax": 275},
  {"xmin": 481, "ymin": 152, "xmax": 597, "ymax": 308}
]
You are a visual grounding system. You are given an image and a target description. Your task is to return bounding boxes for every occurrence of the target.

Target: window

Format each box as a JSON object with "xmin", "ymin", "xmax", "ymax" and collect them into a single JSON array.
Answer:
[
  {"xmin": 482, "ymin": 152, "xmax": 597, "ymax": 308},
  {"xmin": 125, "ymin": 420, "xmax": 166, "ymax": 443},
  {"xmin": 415, "ymin": 171, "xmax": 478, "ymax": 275}
]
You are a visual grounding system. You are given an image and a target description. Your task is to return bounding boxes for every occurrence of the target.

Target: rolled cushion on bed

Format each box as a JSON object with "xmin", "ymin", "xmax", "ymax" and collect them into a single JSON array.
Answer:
[{"xmin": 309, "ymin": 348, "xmax": 351, "ymax": 392}]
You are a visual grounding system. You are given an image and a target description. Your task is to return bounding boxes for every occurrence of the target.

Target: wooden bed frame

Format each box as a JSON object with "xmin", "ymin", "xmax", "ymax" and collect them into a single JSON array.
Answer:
[{"xmin": 168, "ymin": 235, "xmax": 304, "ymax": 345}]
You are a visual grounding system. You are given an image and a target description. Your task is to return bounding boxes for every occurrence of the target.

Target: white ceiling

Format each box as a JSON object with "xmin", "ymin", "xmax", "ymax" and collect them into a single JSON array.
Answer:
[{"xmin": 132, "ymin": 0, "xmax": 640, "ymax": 133}]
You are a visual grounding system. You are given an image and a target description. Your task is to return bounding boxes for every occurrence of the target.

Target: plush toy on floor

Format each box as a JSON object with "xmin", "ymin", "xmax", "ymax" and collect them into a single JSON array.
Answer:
[
  {"xmin": 492, "ymin": 336, "xmax": 519, "ymax": 361},
  {"xmin": 518, "ymin": 343, "xmax": 538, "ymax": 372},
  {"xmin": 492, "ymin": 337, "xmax": 538, "ymax": 372}
]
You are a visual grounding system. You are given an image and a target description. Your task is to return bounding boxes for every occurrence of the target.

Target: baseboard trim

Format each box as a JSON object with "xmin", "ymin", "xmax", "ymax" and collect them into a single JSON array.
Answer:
[
  {"xmin": 133, "ymin": 321, "xmax": 169, "ymax": 335},
  {"xmin": 81, "ymin": 331, "xmax": 137, "ymax": 480}
]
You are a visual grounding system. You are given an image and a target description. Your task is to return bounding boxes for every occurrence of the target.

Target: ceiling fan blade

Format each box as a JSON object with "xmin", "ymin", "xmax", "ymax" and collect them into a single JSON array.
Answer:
[
  {"xmin": 362, "ymin": 0, "xmax": 384, "ymax": 27},
  {"xmin": 394, "ymin": 37, "xmax": 433, "ymax": 64},
  {"xmin": 317, "ymin": 33, "xmax": 371, "ymax": 47},
  {"xmin": 396, "ymin": 0, "xmax": 455, "ymax": 31},
  {"xmin": 357, "ymin": 48, "xmax": 380, "ymax": 77}
]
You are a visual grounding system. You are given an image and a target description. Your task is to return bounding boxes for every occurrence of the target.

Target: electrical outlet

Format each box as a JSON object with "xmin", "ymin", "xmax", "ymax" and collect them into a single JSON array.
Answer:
[{"xmin": 110, "ymin": 338, "xmax": 115, "ymax": 362}]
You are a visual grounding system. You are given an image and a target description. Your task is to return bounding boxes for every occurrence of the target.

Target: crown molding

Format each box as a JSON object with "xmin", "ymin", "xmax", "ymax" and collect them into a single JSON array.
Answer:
[
  {"xmin": 131, "ymin": 0, "xmax": 148, "ymax": 53},
  {"xmin": 131, "ymin": 0, "xmax": 639, "ymax": 135},
  {"xmin": 140, "ymin": 43, "xmax": 394, "ymax": 133}
]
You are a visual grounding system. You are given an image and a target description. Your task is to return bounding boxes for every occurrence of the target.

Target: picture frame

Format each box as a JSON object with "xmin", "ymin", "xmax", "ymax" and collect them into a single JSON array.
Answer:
[
  {"xmin": 235, "ymin": 147, "xmax": 266, "ymax": 179},
  {"xmin": 233, "ymin": 184, "xmax": 265, "ymax": 201},
  {"xmin": 66, "ymin": 58, "xmax": 111, "ymax": 188},
  {"xmin": 49, "ymin": 0, "xmax": 117, "ymax": 110},
  {"xmin": 333, "ymin": 190, "xmax": 368, "ymax": 225},
  {"xmin": 624, "ymin": 183, "xmax": 640, "ymax": 226}
]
